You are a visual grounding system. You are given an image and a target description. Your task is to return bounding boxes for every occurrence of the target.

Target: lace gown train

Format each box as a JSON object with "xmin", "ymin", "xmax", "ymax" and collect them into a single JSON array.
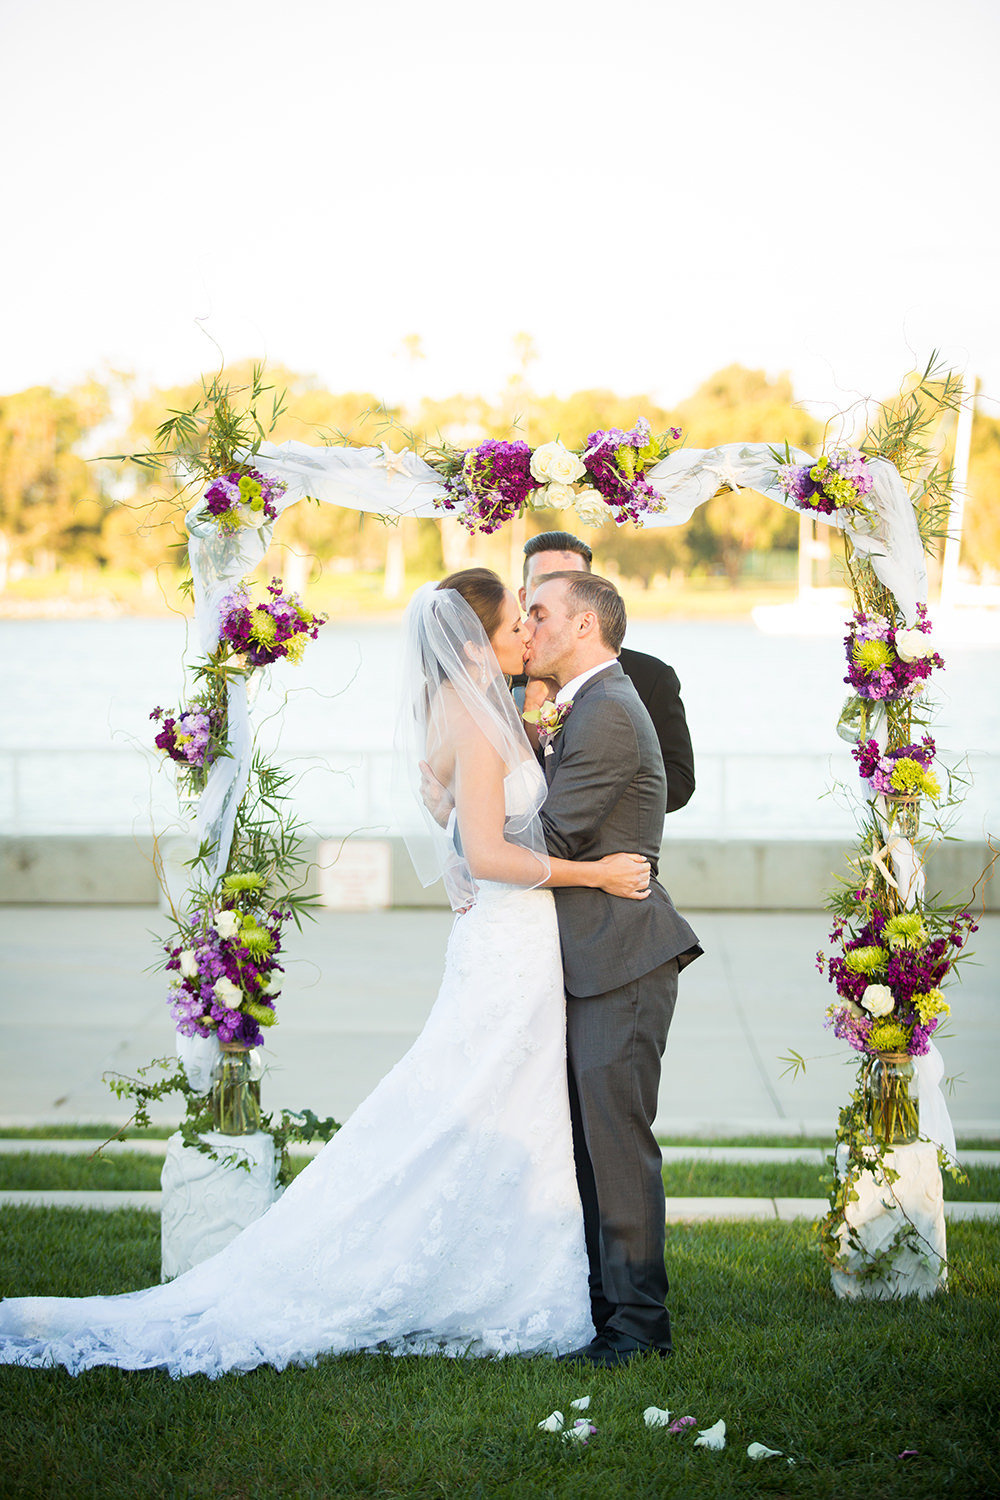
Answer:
[{"xmin": 0, "ymin": 885, "xmax": 592, "ymax": 1377}]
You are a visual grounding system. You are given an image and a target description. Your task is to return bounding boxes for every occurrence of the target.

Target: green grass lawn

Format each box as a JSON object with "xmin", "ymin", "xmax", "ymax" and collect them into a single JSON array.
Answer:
[
  {"xmin": 0, "ymin": 1208, "xmax": 997, "ymax": 1499},
  {"xmin": 3, "ymin": 1151, "xmax": 998, "ymax": 1202}
]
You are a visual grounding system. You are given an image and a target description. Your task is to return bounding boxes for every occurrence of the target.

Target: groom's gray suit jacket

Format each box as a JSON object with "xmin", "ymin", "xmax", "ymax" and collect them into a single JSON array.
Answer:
[{"xmin": 540, "ymin": 662, "xmax": 701, "ymax": 998}]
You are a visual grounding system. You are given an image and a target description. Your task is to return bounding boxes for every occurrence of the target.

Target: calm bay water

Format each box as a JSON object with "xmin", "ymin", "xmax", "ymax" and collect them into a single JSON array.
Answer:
[{"xmin": 3, "ymin": 615, "xmax": 997, "ymax": 838}]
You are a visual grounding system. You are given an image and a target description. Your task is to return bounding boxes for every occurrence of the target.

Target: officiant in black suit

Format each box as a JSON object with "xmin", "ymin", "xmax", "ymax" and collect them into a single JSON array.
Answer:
[{"xmin": 516, "ymin": 532, "xmax": 695, "ymax": 814}]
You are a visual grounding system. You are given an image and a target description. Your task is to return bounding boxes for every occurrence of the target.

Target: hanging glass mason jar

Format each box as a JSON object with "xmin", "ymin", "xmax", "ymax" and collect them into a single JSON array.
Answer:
[
  {"xmin": 864, "ymin": 1050, "xmax": 919, "ymax": 1146},
  {"xmin": 210, "ymin": 1043, "xmax": 263, "ymax": 1135},
  {"xmin": 884, "ymin": 793, "xmax": 920, "ymax": 842}
]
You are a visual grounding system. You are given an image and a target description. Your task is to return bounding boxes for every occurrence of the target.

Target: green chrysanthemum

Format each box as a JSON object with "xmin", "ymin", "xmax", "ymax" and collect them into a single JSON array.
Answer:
[
  {"xmin": 884, "ymin": 913, "xmax": 928, "ymax": 950},
  {"xmin": 239, "ymin": 918, "xmax": 275, "ymax": 961},
  {"xmin": 222, "ymin": 872, "xmax": 267, "ymax": 895},
  {"xmin": 852, "ymin": 638, "xmax": 894, "ymax": 672},
  {"xmin": 243, "ymin": 998, "xmax": 277, "ymax": 1026},
  {"xmin": 843, "ymin": 945, "xmax": 888, "ymax": 975},
  {"xmin": 868, "ymin": 1020, "xmax": 910, "ymax": 1052},
  {"xmin": 914, "ymin": 988, "xmax": 950, "ymax": 1023},
  {"xmin": 249, "ymin": 607, "xmax": 277, "ymax": 648},
  {"xmin": 824, "ymin": 473, "xmax": 856, "ymax": 506},
  {"xmin": 615, "ymin": 447, "xmax": 637, "ymax": 479},
  {"xmin": 890, "ymin": 759, "xmax": 939, "ymax": 797},
  {"xmin": 283, "ymin": 633, "xmax": 307, "ymax": 664}
]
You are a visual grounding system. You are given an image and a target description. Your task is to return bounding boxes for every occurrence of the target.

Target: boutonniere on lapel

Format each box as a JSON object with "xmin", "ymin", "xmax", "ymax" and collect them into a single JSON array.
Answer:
[{"xmin": 523, "ymin": 699, "xmax": 573, "ymax": 755}]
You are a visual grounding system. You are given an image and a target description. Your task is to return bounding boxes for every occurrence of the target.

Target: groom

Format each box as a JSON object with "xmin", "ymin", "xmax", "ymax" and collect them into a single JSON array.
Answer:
[{"xmin": 523, "ymin": 571, "xmax": 701, "ymax": 1365}]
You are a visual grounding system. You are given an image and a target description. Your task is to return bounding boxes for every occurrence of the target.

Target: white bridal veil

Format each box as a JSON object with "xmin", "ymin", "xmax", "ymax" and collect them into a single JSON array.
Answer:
[{"xmin": 394, "ymin": 582, "xmax": 550, "ymax": 911}]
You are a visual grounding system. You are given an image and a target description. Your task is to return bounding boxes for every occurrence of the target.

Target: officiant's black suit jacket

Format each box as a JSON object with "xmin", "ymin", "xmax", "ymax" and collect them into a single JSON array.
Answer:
[
  {"xmin": 513, "ymin": 646, "xmax": 694, "ymax": 814},
  {"xmin": 616, "ymin": 647, "xmax": 695, "ymax": 814}
]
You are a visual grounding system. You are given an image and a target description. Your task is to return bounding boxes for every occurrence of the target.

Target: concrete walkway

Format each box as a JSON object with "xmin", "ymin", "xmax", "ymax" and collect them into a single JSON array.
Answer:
[{"xmin": 2, "ymin": 905, "xmax": 998, "ymax": 1136}]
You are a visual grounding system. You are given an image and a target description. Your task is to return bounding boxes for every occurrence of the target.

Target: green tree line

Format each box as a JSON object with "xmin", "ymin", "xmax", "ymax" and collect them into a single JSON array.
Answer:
[{"xmin": 1, "ymin": 361, "xmax": 996, "ymax": 595}]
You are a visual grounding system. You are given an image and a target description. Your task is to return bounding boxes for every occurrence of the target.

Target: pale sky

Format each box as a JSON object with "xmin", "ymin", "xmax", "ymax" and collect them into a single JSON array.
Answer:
[{"xmin": 2, "ymin": 0, "xmax": 998, "ymax": 419}]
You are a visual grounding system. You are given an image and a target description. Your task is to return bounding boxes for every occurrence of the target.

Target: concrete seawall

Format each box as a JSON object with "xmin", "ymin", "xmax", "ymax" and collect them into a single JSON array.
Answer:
[{"xmin": 1, "ymin": 834, "xmax": 994, "ymax": 911}]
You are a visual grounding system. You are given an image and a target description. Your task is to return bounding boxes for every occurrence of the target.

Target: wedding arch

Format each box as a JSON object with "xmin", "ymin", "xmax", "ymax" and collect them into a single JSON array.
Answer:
[{"xmin": 126, "ymin": 361, "xmax": 980, "ymax": 1294}]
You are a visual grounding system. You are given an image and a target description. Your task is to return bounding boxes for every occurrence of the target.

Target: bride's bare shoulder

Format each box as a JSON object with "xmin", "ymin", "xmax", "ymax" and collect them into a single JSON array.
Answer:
[{"xmin": 428, "ymin": 684, "xmax": 501, "ymax": 761}]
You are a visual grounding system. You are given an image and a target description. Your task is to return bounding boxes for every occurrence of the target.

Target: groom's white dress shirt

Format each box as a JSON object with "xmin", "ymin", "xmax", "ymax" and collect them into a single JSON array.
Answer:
[{"xmin": 556, "ymin": 659, "xmax": 617, "ymax": 707}]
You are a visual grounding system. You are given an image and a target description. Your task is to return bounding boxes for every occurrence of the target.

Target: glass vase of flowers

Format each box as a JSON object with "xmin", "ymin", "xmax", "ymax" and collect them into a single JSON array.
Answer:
[
  {"xmin": 211, "ymin": 1043, "xmax": 263, "ymax": 1135},
  {"xmin": 863, "ymin": 1050, "xmax": 919, "ymax": 1146}
]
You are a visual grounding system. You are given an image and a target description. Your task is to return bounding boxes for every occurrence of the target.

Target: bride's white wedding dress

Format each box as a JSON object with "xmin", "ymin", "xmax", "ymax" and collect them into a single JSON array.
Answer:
[{"xmin": 0, "ymin": 881, "xmax": 592, "ymax": 1376}]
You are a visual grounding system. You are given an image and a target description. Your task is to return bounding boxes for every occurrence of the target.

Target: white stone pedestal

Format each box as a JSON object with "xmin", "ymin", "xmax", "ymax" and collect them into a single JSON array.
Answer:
[
  {"xmin": 160, "ymin": 1130, "xmax": 282, "ymax": 1281},
  {"xmin": 830, "ymin": 1140, "xmax": 947, "ymax": 1300}
]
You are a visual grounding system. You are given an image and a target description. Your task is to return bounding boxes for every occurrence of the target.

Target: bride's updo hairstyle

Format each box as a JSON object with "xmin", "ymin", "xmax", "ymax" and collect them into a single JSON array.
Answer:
[{"xmin": 437, "ymin": 568, "xmax": 507, "ymax": 641}]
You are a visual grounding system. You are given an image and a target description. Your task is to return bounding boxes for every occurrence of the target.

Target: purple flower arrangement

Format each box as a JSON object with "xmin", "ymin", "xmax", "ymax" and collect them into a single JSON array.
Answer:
[
  {"xmin": 582, "ymin": 417, "xmax": 682, "ymax": 526},
  {"xmin": 852, "ymin": 734, "xmax": 941, "ymax": 799},
  {"xmin": 778, "ymin": 445, "xmax": 874, "ymax": 514},
  {"xmin": 150, "ymin": 702, "xmax": 223, "ymax": 771},
  {"xmin": 202, "ymin": 467, "xmax": 286, "ymax": 533},
  {"xmin": 436, "ymin": 440, "xmax": 541, "ymax": 534},
  {"xmin": 822, "ymin": 906, "xmax": 976, "ymax": 1058},
  {"xmin": 844, "ymin": 603, "xmax": 943, "ymax": 701},
  {"xmin": 218, "ymin": 577, "xmax": 326, "ymax": 668},
  {"xmin": 165, "ymin": 899, "xmax": 287, "ymax": 1047},
  {"xmin": 430, "ymin": 420, "xmax": 682, "ymax": 533}
]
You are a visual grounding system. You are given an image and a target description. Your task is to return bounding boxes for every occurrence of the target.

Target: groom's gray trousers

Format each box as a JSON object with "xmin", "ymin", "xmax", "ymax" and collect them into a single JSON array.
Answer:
[
  {"xmin": 540, "ymin": 663, "xmax": 701, "ymax": 1352},
  {"xmin": 566, "ymin": 956, "xmax": 679, "ymax": 1348}
]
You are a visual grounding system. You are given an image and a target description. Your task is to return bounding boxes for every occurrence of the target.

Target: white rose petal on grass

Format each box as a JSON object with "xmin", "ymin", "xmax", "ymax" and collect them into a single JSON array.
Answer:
[
  {"xmin": 861, "ymin": 983, "xmax": 894, "ymax": 1017},
  {"xmin": 643, "ymin": 1406, "xmax": 672, "ymax": 1428},
  {"xmin": 569, "ymin": 1397, "xmax": 591, "ymax": 1411},
  {"xmin": 694, "ymin": 1419, "xmax": 726, "ymax": 1450},
  {"xmin": 537, "ymin": 1411, "xmax": 565, "ymax": 1432},
  {"xmin": 747, "ymin": 1442, "xmax": 783, "ymax": 1460},
  {"xmin": 530, "ymin": 440, "xmax": 586, "ymax": 486},
  {"xmin": 562, "ymin": 1420, "xmax": 597, "ymax": 1444}
]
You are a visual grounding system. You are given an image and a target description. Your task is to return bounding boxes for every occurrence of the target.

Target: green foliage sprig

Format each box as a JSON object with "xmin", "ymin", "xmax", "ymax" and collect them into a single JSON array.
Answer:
[{"xmin": 103, "ymin": 1057, "xmax": 339, "ymax": 1189}]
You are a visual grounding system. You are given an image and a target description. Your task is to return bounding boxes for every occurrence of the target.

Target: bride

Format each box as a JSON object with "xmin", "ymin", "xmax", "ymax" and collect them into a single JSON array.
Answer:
[{"xmin": 0, "ymin": 568, "xmax": 653, "ymax": 1376}]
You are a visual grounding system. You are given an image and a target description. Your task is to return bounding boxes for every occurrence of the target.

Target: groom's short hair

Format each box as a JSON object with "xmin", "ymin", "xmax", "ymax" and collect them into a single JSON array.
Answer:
[
  {"xmin": 537, "ymin": 570, "xmax": 626, "ymax": 653},
  {"xmin": 522, "ymin": 531, "xmax": 592, "ymax": 584}
]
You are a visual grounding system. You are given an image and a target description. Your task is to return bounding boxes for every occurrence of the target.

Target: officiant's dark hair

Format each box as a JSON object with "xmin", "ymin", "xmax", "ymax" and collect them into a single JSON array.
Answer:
[
  {"xmin": 437, "ymin": 567, "xmax": 507, "ymax": 640},
  {"xmin": 522, "ymin": 531, "xmax": 592, "ymax": 584},
  {"xmin": 538, "ymin": 570, "xmax": 626, "ymax": 653}
]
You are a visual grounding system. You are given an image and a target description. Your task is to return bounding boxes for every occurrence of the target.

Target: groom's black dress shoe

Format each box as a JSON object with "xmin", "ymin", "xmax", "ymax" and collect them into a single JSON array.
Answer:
[{"xmin": 557, "ymin": 1331, "xmax": 672, "ymax": 1367}]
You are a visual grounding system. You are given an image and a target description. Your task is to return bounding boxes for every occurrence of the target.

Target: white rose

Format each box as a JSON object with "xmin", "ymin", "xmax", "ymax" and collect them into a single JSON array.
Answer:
[
  {"xmin": 213, "ymin": 976, "xmax": 243, "ymax": 1009},
  {"xmin": 214, "ymin": 909, "xmax": 240, "ymax": 939},
  {"xmin": 544, "ymin": 481, "xmax": 578, "ymax": 509},
  {"xmin": 895, "ymin": 628, "xmax": 932, "ymax": 663},
  {"xmin": 861, "ymin": 983, "xmax": 894, "ymax": 1017},
  {"xmin": 178, "ymin": 949, "xmax": 199, "ymax": 979},
  {"xmin": 261, "ymin": 973, "xmax": 282, "ymax": 996},
  {"xmin": 530, "ymin": 441, "xmax": 586, "ymax": 486},
  {"xmin": 239, "ymin": 505, "xmax": 268, "ymax": 530},
  {"xmin": 573, "ymin": 489, "xmax": 609, "ymax": 528}
]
